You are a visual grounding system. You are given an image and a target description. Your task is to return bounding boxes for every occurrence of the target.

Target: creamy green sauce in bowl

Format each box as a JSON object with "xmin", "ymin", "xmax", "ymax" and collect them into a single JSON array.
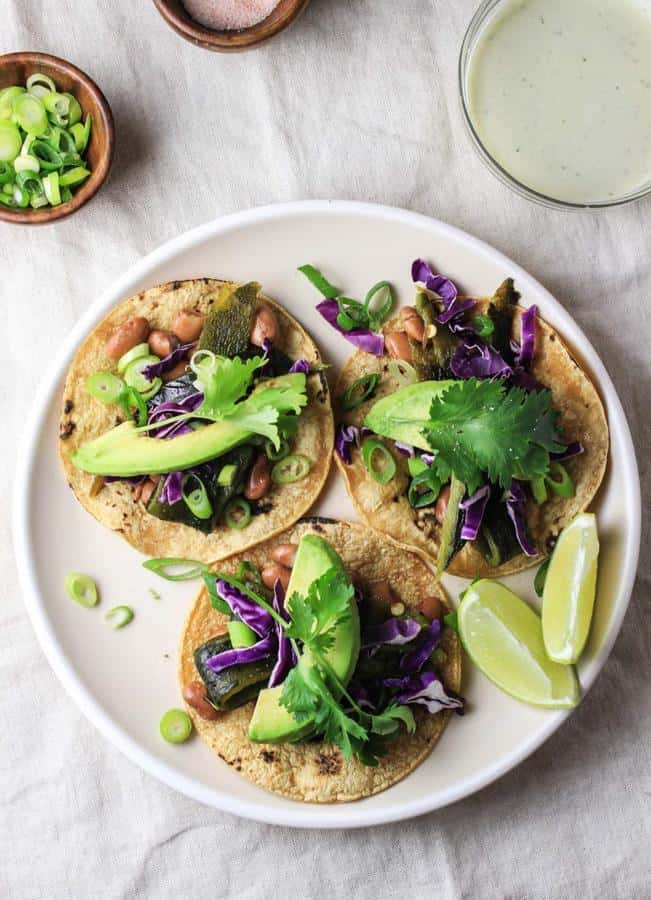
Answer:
[{"xmin": 464, "ymin": 0, "xmax": 651, "ymax": 206}]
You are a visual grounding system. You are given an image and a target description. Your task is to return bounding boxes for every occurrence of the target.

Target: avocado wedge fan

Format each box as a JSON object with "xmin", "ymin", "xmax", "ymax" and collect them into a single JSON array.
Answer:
[
  {"xmin": 179, "ymin": 519, "xmax": 462, "ymax": 803},
  {"xmin": 59, "ymin": 279, "xmax": 334, "ymax": 562}
]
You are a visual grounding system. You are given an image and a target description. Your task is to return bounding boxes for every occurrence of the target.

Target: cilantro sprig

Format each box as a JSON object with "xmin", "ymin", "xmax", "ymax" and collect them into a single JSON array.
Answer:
[
  {"xmin": 422, "ymin": 379, "xmax": 566, "ymax": 494},
  {"xmin": 138, "ymin": 353, "xmax": 308, "ymax": 449}
]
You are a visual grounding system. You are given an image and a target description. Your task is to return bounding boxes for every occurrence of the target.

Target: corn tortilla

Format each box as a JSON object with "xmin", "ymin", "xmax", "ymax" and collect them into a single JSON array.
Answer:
[{"xmin": 179, "ymin": 517, "xmax": 462, "ymax": 803}]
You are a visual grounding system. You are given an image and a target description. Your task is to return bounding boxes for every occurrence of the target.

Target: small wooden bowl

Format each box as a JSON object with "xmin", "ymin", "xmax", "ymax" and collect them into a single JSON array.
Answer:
[
  {"xmin": 0, "ymin": 52, "xmax": 114, "ymax": 226},
  {"xmin": 153, "ymin": 0, "xmax": 311, "ymax": 52}
]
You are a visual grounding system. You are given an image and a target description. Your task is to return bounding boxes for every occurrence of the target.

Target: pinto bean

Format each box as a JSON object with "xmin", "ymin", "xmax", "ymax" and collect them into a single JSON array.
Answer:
[
  {"xmin": 173, "ymin": 308, "xmax": 205, "ymax": 343},
  {"xmin": 183, "ymin": 681, "xmax": 218, "ymax": 721},
  {"xmin": 435, "ymin": 484, "xmax": 451, "ymax": 525},
  {"xmin": 244, "ymin": 454, "xmax": 271, "ymax": 501},
  {"xmin": 400, "ymin": 306, "xmax": 425, "ymax": 342},
  {"xmin": 250, "ymin": 305, "xmax": 279, "ymax": 347},
  {"xmin": 384, "ymin": 331, "xmax": 413, "ymax": 363},
  {"xmin": 148, "ymin": 330, "xmax": 178, "ymax": 358},
  {"xmin": 271, "ymin": 543, "xmax": 298, "ymax": 568},
  {"xmin": 162, "ymin": 359, "xmax": 189, "ymax": 382},
  {"xmin": 139, "ymin": 479, "xmax": 157, "ymax": 506},
  {"xmin": 419, "ymin": 595, "xmax": 443, "ymax": 621},
  {"xmin": 105, "ymin": 317, "xmax": 150, "ymax": 359},
  {"xmin": 261, "ymin": 564, "xmax": 291, "ymax": 591}
]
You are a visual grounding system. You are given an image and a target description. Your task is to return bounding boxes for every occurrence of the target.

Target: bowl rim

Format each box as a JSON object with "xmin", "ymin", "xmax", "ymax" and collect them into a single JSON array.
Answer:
[
  {"xmin": 11, "ymin": 200, "xmax": 641, "ymax": 829},
  {"xmin": 458, "ymin": 0, "xmax": 651, "ymax": 211},
  {"xmin": 152, "ymin": 0, "xmax": 311, "ymax": 51},
  {"xmin": 0, "ymin": 51, "xmax": 114, "ymax": 226}
]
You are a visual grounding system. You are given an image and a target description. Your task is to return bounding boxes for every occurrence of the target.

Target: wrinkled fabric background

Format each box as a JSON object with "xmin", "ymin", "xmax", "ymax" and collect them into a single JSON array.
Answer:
[{"xmin": 2, "ymin": 2, "xmax": 649, "ymax": 898}]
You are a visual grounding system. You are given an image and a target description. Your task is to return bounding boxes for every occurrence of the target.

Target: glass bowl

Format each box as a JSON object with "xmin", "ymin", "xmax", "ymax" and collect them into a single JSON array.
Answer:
[{"xmin": 458, "ymin": 0, "xmax": 651, "ymax": 211}]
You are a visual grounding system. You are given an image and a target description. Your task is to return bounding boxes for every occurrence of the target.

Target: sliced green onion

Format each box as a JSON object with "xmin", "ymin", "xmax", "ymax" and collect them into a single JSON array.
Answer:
[
  {"xmin": 86, "ymin": 371, "xmax": 125, "ymax": 404},
  {"xmin": 63, "ymin": 92, "xmax": 82, "ymax": 126},
  {"xmin": 65, "ymin": 572, "xmax": 99, "ymax": 608},
  {"xmin": 431, "ymin": 648, "xmax": 448, "ymax": 666},
  {"xmin": 264, "ymin": 437, "xmax": 290, "ymax": 462},
  {"xmin": 0, "ymin": 121, "xmax": 22, "ymax": 162},
  {"xmin": 341, "ymin": 373, "xmax": 381, "ymax": 411},
  {"xmin": 388, "ymin": 358, "xmax": 418, "ymax": 386},
  {"xmin": 217, "ymin": 463, "xmax": 237, "ymax": 486},
  {"xmin": 531, "ymin": 476, "xmax": 548, "ymax": 505},
  {"xmin": 51, "ymin": 125, "xmax": 78, "ymax": 156},
  {"xmin": 408, "ymin": 469, "xmax": 442, "ymax": 508},
  {"xmin": 42, "ymin": 171, "xmax": 61, "ymax": 205},
  {"xmin": 160, "ymin": 709, "xmax": 193, "ymax": 744},
  {"xmin": 545, "ymin": 462, "xmax": 575, "ymax": 498},
  {"xmin": 364, "ymin": 281, "xmax": 394, "ymax": 330},
  {"xmin": 119, "ymin": 386, "xmax": 148, "ymax": 426},
  {"xmin": 105, "ymin": 605, "xmax": 134, "ymax": 629},
  {"xmin": 12, "ymin": 92, "xmax": 48, "ymax": 135},
  {"xmin": 14, "ymin": 154, "xmax": 39, "ymax": 173},
  {"xmin": 12, "ymin": 184, "xmax": 29, "ymax": 208},
  {"xmin": 70, "ymin": 115, "xmax": 91, "ymax": 153},
  {"xmin": 30, "ymin": 140, "xmax": 63, "ymax": 171},
  {"xmin": 336, "ymin": 296, "xmax": 369, "ymax": 331},
  {"xmin": 124, "ymin": 355, "xmax": 161, "ymax": 394},
  {"xmin": 117, "ymin": 342, "xmax": 150, "ymax": 375},
  {"xmin": 30, "ymin": 192, "xmax": 49, "ymax": 209},
  {"xmin": 0, "ymin": 87, "xmax": 25, "ymax": 120},
  {"xmin": 228, "ymin": 619, "xmax": 258, "ymax": 648},
  {"xmin": 20, "ymin": 132, "xmax": 35, "ymax": 155},
  {"xmin": 224, "ymin": 498, "xmax": 252, "ymax": 530},
  {"xmin": 0, "ymin": 193, "xmax": 17, "ymax": 208},
  {"xmin": 26, "ymin": 73, "xmax": 56, "ymax": 94},
  {"xmin": 361, "ymin": 438, "xmax": 396, "ymax": 485},
  {"xmin": 473, "ymin": 314, "xmax": 495, "ymax": 338},
  {"xmin": 534, "ymin": 558, "xmax": 550, "ymax": 597},
  {"xmin": 182, "ymin": 474, "xmax": 213, "ymax": 521},
  {"xmin": 60, "ymin": 185, "xmax": 72, "ymax": 203},
  {"xmin": 271, "ymin": 454, "xmax": 311, "ymax": 485},
  {"xmin": 42, "ymin": 91, "xmax": 70, "ymax": 119},
  {"xmin": 59, "ymin": 165, "xmax": 90, "ymax": 187},
  {"xmin": 0, "ymin": 161, "xmax": 14, "ymax": 184},
  {"xmin": 143, "ymin": 557, "xmax": 209, "ymax": 582}
]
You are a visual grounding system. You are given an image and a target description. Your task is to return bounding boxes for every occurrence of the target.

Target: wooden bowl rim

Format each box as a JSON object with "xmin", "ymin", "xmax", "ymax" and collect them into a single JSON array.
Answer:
[
  {"xmin": 153, "ymin": 0, "xmax": 311, "ymax": 51},
  {"xmin": 0, "ymin": 51, "xmax": 115, "ymax": 226}
]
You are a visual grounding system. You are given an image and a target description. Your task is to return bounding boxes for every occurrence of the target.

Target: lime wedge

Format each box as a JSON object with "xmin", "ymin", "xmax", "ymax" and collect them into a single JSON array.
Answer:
[
  {"xmin": 542, "ymin": 513, "xmax": 599, "ymax": 664},
  {"xmin": 458, "ymin": 579, "xmax": 579, "ymax": 708}
]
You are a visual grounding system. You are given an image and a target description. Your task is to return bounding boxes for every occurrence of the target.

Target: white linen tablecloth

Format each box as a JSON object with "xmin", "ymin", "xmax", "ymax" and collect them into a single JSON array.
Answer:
[{"xmin": 2, "ymin": 2, "xmax": 650, "ymax": 897}]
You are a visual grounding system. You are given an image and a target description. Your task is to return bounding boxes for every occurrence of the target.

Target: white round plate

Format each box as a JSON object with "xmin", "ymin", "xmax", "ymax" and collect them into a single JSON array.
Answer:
[{"xmin": 13, "ymin": 201, "xmax": 640, "ymax": 829}]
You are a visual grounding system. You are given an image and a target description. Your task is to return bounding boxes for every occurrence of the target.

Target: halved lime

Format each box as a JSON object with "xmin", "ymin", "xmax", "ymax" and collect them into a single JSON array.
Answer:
[
  {"xmin": 458, "ymin": 579, "xmax": 579, "ymax": 708},
  {"xmin": 542, "ymin": 513, "xmax": 599, "ymax": 665}
]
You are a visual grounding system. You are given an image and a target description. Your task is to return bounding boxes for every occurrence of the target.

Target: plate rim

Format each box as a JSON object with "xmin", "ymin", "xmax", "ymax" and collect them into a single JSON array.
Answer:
[{"xmin": 12, "ymin": 199, "xmax": 641, "ymax": 829}]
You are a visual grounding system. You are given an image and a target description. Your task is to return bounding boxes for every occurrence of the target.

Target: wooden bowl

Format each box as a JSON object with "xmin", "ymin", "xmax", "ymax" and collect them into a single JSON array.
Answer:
[
  {"xmin": 153, "ymin": 0, "xmax": 311, "ymax": 52},
  {"xmin": 0, "ymin": 52, "xmax": 114, "ymax": 226}
]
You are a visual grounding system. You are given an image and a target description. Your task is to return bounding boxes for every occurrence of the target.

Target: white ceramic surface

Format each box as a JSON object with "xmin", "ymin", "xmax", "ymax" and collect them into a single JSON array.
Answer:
[{"xmin": 12, "ymin": 201, "xmax": 640, "ymax": 829}]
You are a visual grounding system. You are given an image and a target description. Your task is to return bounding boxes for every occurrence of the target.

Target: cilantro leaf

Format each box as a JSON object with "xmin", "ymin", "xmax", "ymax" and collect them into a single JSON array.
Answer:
[
  {"xmin": 423, "ymin": 379, "xmax": 565, "ymax": 493},
  {"xmin": 285, "ymin": 568, "xmax": 353, "ymax": 651},
  {"xmin": 197, "ymin": 355, "xmax": 267, "ymax": 418},
  {"xmin": 279, "ymin": 666, "xmax": 319, "ymax": 724}
]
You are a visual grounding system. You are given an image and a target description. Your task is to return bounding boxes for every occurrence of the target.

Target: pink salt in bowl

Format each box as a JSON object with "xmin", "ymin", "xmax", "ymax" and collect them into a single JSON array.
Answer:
[{"xmin": 153, "ymin": 0, "xmax": 312, "ymax": 51}]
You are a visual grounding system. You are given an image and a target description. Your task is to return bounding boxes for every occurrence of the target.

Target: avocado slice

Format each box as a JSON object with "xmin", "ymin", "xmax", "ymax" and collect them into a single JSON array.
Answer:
[
  {"xmin": 71, "ymin": 373, "xmax": 305, "ymax": 477},
  {"xmin": 364, "ymin": 380, "xmax": 455, "ymax": 449},
  {"xmin": 248, "ymin": 535, "xmax": 361, "ymax": 744}
]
